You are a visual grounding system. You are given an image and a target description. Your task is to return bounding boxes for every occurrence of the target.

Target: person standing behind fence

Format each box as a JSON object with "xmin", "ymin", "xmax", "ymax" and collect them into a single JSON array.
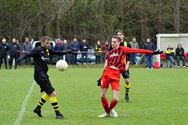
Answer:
[
  {"xmin": 102, "ymin": 41, "xmax": 109, "ymax": 63},
  {"xmin": 129, "ymin": 37, "xmax": 139, "ymax": 65},
  {"xmin": 165, "ymin": 45, "xmax": 176, "ymax": 68},
  {"xmin": 175, "ymin": 43, "xmax": 186, "ymax": 67},
  {"xmin": 143, "ymin": 38, "xmax": 155, "ymax": 69},
  {"xmin": 63, "ymin": 39, "xmax": 70, "ymax": 63},
  {"xmin": 80, "ymin": 39, "xmax": 89, "ymax": 64},
  {"xmin": 22, "ymin": 37, "xmax": 32, "ymax": 64},
  {"xmin": 95, "ymin": 40, "xmax": 102, "ymax": 64},
  {"xmin": 8, "ymin": 38, "xmax": 21, "ymax": 69},
  {"xmin": 0, "ymin": 38, "xmax": 9, "ymax": 69},
  {"xmin": 54, "ymin": 38, "xmax": 64, "ymax": 60},
  {"xmin": 69, "ymin": 38, "xmax": 80, "ymax": 64}
]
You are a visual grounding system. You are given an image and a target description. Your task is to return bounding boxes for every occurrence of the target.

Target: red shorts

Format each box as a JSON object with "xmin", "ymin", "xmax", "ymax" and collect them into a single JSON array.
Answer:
[{"xmin": 101, "ymin": 67, "xmax": 120, "ymax": 91}]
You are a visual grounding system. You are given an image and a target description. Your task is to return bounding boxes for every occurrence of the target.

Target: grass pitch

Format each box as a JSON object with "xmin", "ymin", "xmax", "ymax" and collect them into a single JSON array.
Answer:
[{"xmin": 0, "ymin": 66, "xmax": 188, "ymax": 125}]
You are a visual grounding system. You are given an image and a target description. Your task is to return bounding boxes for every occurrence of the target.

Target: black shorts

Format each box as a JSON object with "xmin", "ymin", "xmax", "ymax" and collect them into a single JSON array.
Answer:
[
  {"xmin": 121, "ymin": 70, "xmax": 130, "ymax": 79},
  {"xmin": 34, "ymin": 73, "xmax": 55, "ymax": 94}
]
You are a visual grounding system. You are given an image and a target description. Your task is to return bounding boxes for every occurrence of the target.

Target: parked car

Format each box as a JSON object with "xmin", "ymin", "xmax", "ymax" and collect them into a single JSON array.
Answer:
[{"xmin": 77, "ymin": 49, "xmax": 96, "ymax": 64}]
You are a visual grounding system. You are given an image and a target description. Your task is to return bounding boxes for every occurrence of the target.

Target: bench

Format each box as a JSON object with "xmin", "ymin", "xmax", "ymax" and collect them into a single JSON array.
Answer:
[{"xmin": 160, "ymin": 52, "xmax": 188, "ymax": 67}]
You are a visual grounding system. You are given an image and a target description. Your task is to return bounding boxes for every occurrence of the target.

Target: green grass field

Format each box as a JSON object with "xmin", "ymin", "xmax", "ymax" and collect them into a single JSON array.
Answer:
[{"xmin": 0, "ymin": 66, "xmax": 188, "ymax": 125}]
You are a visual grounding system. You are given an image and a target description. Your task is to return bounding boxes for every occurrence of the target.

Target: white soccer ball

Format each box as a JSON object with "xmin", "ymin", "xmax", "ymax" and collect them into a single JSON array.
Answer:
[{"xmin": 56, "ymin": 60, "xmax": 68, "ymax": 71}]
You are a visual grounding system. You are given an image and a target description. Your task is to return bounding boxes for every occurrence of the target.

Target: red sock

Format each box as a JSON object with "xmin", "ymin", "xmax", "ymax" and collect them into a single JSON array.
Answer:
[
  {"xmin": 101, "ymin": 97, "xmax": 109, "ymax": 113},
  {"xmin": 109, "ymin": 99, "xmax": 118, "ymax": 110}
]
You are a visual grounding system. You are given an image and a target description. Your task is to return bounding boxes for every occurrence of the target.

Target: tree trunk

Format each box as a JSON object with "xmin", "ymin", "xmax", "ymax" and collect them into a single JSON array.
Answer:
[{"xmin": 174, "ymin": 0, "xmax": 180, "ymax": 33}]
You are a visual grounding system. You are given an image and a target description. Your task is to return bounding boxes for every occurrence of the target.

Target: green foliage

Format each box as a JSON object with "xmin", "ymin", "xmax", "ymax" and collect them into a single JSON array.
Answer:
[{"xmin": 0, "ymin": 0, "xmax": 188, "ymax": 42}]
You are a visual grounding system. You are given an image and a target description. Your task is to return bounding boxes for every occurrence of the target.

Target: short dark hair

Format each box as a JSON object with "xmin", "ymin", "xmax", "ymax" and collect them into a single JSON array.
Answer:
[
  {"xmin": 115, "ymin": 30, "xmax": 124, "ymax": 34},
  {"xmin": 112, "ymin": 35, "xmax": 121, "ymax": 42},
  {"xmin": 40, "ymin": 36, "xmax": 51, "ymax": 43}
]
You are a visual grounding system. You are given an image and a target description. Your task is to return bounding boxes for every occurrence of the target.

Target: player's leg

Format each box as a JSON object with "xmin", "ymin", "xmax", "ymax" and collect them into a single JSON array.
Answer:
[
  {"xmin": 109, "ymin": 79, "xmax": 120, "ymax": 117},
  {"xmin": 98, "ymin": 77, "xmax": 110, "ymax": 118},
  {"xmin": 33, "ymin": 93, "xmax": 49, "ymax": 117},
  {"xmin": 124, "ymin": 78, "xmax": 130, "ymax": 101},
  {"xmin": 3, "ymin": 55, "xmax": 8, "ymax": 69},
  {"xmin": 122, "ymin": 71, "xmax": 130, "ymax": 102},
  {"xmin": 9, "ymin": 55, "xmax": 13, "ymax": 69},
  {"xmin": 0, "ymin": 55, "xmax": 2, "ymax": 69},
  {"xmin": 49, "ymin": 91, "xmax": 64, "ymax": 119}
]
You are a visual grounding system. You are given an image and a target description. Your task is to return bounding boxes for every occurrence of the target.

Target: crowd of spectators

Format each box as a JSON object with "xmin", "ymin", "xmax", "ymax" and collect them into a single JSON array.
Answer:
[{"xmin": 0, "ymin": 36, "xmax": 187, "ymax": 69}]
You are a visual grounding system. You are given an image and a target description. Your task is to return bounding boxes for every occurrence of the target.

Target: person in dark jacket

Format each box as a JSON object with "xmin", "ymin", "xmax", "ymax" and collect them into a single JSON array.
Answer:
[
  {"xmin": 175, "ymin": 43, "xmax": 186, "ymax": 67},
  {"xmin": 69, "ymin": 38, "xmax": 80, "ymax": 64},
  {"xmin": 0, "ymin": 38, "xmax": 9, "ymax": 69},
  {"xmin": 143, "ymin": 38, "xmax": 155, "ymax": 69},
  {"xmin": 80, "ymin": 39, "xmax": 90, "ymax": 64},
  {"xmin": 8, "ymin": 38, "xmax": 21, "ymax": 69}
]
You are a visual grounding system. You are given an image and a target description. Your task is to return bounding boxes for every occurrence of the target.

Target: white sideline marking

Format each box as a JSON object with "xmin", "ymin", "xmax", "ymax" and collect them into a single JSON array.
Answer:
[{"xmin": 14, "ymin": 81, "xmax": 35, "ymax": 125}]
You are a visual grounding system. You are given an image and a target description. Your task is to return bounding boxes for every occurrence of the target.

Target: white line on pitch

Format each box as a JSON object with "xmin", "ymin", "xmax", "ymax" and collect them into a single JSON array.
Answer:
[{"xmin": 14, "ymin": 81, "xmax": 35, "ymax": 125}]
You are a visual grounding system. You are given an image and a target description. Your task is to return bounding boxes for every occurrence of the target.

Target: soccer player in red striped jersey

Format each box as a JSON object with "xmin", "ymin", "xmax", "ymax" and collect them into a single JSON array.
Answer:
[{"xmin": 97, "ymin": 35, "xmax": 162, "ymax": 118}]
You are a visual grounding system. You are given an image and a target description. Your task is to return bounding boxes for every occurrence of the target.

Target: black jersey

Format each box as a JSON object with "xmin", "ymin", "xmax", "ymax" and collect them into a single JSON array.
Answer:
[
  {"xmin": 20, "ymin": 46, "xmax": 70, "ymax": 78},
  {"xmin": 120, "ymin": 41, "xmax": 131, "ymax": 62}
]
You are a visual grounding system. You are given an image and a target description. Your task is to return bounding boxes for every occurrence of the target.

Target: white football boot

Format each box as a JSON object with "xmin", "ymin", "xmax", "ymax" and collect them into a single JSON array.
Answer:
[
  {"xmin": 97, "ymin": 112, "xmax": 110, "ymax": 118},
  {"xmin": 110, "ymin": 109, "xmax": 118, "ymax": 117}
]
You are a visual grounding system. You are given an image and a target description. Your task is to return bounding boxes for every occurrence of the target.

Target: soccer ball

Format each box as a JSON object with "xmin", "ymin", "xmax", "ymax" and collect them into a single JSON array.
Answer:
[{"xmin": 56, "ymin": 60, "xmax": 68, "ymax": 71}]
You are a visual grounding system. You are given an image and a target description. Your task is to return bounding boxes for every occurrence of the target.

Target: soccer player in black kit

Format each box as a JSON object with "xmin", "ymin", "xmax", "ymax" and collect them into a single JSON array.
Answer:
[{"xmin": 17, "ymin": 36, "xmax": 72, "ymax": 119}]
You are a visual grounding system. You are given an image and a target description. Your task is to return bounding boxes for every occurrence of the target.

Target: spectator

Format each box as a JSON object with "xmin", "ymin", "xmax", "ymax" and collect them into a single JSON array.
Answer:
[
  {"xmin": 95, "ymin": 40, "xmax": 102, "ymax": 64},
  {"xmin": 0, "ymin": 38, "xmax": 9, "ymax": 69},
  {"xmin": 102, "ymin": 41, "xmax": 109, "ymax": 63},
  {"xmin": 8, "ymin": 38, "xmax": 21, "ymax": 69},
  {"xmin": 54, "ymin": 39, "xmax": 64, "ymax": 51},
  {"xmin": 63, "ymin": 39, "xmax": 70, "ymax": 63},
  {"xmin": 80, "ymin": 39, "xmax": 89, "ymax": 64},
  {"xmin": 69, "ymin": 38, "xmax": 80, "ymax": 64},
  {"xmin": 22, "ymin": 37, "xmax": 32, "ymax": 64},
  {"xmin": 143, "ymin": 38, "xmax": 155, "ymax": 69},
  {"xmin": 165, "ymin": 45, "xmax": 176, "ymax": 68},
  {"xmin": 129, "ymin": 37, "xmax": 139, "ymax": 65},
  {"xmin": 175, "ymin": 43, "xmax": 186, "ymax": 67},
  {"xmin": 54, "ymin": 38, "xmax": 64, "ymax": 60}
]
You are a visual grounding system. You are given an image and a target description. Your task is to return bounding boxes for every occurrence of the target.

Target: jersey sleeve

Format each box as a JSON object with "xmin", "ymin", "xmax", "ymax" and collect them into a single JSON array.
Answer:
[
  {"xmin": 20, "ymin": 47, "xmax": 39, "ymax": 60},
  {"xmin": 121, "ymin": 46, "xmax": 153, "ymax": 54},
  {"xmin": 49, "ymin": 49, "xmax": 72, "ymax": 55}
]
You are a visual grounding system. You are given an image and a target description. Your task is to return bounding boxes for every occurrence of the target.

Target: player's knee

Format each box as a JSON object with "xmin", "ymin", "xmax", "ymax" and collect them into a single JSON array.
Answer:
[
  {"xmin": 49, "ymin": 91, "xmax": 56, "ymax": 97},
  {"xmin": 100, "ymin": 93, "xmax": 106, "ymax": 99},
  {"xmin": 114, "ymin": 97, "xmax": 119, "ymax": 102},
  {"xmin": 113, "ymin": 93, "xmax": 119, "ymax": 102}
]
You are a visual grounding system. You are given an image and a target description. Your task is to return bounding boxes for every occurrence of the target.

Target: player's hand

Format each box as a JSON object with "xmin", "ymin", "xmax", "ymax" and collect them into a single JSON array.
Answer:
[
  {"xmin": 153, "ymin": 50, "xmax": 163, "ymax": 55},
  {"xmin": 97, "ymin": 78, "xmax": 101, "ymax": 86}
]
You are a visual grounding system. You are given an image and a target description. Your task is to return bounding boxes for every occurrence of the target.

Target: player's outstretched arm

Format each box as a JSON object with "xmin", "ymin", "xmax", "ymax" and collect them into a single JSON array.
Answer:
[
  {"xmin": 122, "ymin": 47, "xmax": 153, "ymax": 54},
  {"xmin": 122, "ymin": 47, "xmax": 163, "ymax": 55},
  {"xmin": 50, "ymin": 49, "xmax": 73, "ymax": 55},
  {"xmin": 16, "ymin": 48, "xmax": 38, "ymax": 63}
]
